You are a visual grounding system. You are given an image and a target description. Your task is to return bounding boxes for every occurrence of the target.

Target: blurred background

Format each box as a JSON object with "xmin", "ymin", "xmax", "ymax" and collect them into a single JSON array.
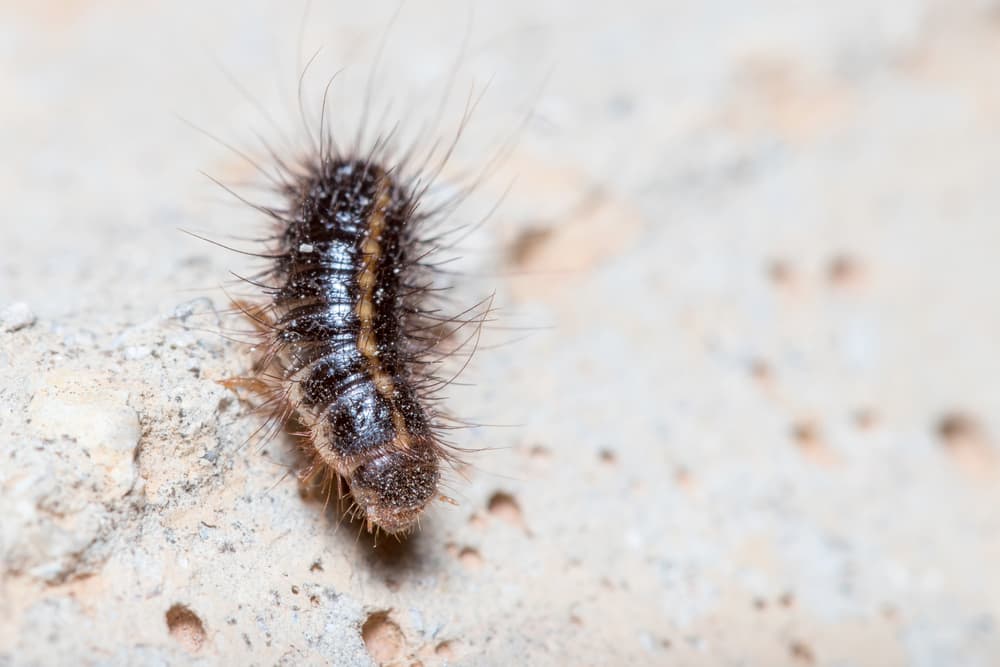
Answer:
[{"xmin": 2, "ymin": 1, "xmax": 1000, "ymax": 665}]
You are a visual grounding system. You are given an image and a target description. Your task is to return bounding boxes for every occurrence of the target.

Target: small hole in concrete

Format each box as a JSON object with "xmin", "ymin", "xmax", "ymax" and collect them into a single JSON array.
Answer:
[
  {"xmin": 529, "ymin": 445, "xmax": 551, "ymax": 460},
  {"xmin": 938, "ymin": 412, "xmax": 985, "ymax": 447},
  {"xmin": 507, "ymin": 227, "xmax": 554, "ymax": 266},
  {"xmin": 487, "ymin": 491, "xmax": 522, "ymax": 525},
  {"xmin": 937, "ymin": 411, "xmax": 995, "ymax": 473},
  {"xmin": 828, "ymin": 253, "xmax": 863, "ymax": 286},
  {"xmin": 458, "ymin": 547, "xmax": 483, "ymax": 569},
  {"xmin": 749, "ymin": 359, "xmax": 772, "ymax": 382},
  {"xmin": 435, "ymin": 640, "xmax": 456, "ymax": 659},
  {"xmin": 789, "ymin": 640, "xmax": 815, "ymax": 664},
  {"xmin": 853, "ymin": 407, "xmax": 878, "ymax": 430},
  {"xmin": 361, "ymin": 610, "xmax": 404, "ymax": 665},
  {"xmin": 166, "ymin": 604, "xmax": 206, "ymax": 653},
  {"xmin": 791, "ymin": 420, "xmax": 836, "ymax": 465},
  {"xmin": 767, "ymin": 258, "xmax": 795, "ymax": 286}
]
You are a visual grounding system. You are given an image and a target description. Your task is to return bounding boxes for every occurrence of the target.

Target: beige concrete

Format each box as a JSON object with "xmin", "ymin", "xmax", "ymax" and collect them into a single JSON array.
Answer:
[{"xmin": 3, "ymin": 1, "xmax": 1000, "ymax": 665}]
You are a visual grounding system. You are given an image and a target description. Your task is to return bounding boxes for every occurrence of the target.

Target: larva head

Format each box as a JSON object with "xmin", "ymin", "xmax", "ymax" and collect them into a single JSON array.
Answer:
[{"xmin": 349, "ymin": 443, "xmax": 441, "ymax": 534}]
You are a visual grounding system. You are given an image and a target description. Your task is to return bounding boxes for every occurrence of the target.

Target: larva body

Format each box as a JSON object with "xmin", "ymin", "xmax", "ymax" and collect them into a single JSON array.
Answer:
[{"xmin": 259, "ymin": 156, "xmax": 447, "ymax": 535}]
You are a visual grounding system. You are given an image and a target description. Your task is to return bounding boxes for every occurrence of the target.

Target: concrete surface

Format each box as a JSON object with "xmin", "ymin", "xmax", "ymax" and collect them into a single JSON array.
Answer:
[{"xmin": 3, "ymin": 0, "xmax": 1000, "ymax": 665}]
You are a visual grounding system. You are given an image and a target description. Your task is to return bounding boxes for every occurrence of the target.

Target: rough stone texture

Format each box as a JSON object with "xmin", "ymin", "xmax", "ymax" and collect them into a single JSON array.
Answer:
[{"xmin": 3, "ymin": 0, "xmax": 1000, "ymax": 665}]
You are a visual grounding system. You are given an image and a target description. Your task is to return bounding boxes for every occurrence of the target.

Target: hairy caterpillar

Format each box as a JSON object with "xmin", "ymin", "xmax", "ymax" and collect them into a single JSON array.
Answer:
[{"xmin": 207, "ymin": 26, "xmax": 505, "ymax": 538}]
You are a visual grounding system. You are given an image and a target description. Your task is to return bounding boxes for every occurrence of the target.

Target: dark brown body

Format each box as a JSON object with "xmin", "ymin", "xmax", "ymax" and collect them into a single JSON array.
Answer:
[{"xmin": 266, "ymin": 158, "xmax": 441, "ymax": 534}]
